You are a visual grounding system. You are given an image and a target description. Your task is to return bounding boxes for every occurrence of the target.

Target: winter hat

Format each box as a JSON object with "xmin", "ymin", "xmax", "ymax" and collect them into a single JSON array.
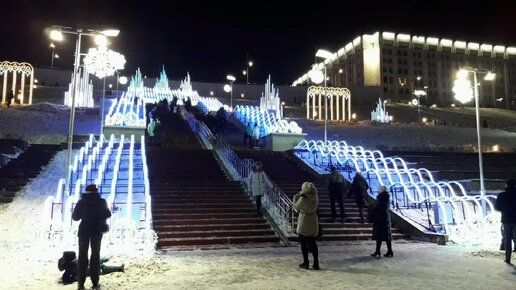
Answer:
[
  {"xmin": 378, "ymin": 185, "xmax": 387, "ymax": 193},
  {"xmin": 85, "ymin": 183, "xmax": 98, "ymax": 193}
]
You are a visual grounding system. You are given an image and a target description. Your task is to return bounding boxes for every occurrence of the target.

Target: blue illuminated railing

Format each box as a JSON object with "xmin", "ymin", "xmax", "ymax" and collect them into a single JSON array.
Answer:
[{"xmin": 294, "ymin": 139, "xmax": 499, "ymax": 243}]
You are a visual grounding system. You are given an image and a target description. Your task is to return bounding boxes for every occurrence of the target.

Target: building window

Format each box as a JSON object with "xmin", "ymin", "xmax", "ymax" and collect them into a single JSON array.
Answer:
[
  {"xmin": 398, "ymin": 50, "xmax": 402, "ymax": 56},
  {"xmin": 398, "ymin": 59, "xmax": 402, "ymax": 65},
  {"xmin": 398, "ymin": 68, "xmax": 402, "ymax": 74},
  {"xmin": 403, "ymin": 51, "xmax": 407, "ymax": 56},
  {"xmin": 389, "ymin": 77, "xmax": 393, "ymax": 83},
  {"xmin": 382, "ymin": 67, "xmax": 387, "ymax": 73},
  {"xmin": 389, "ymin": 68, "xmax": 393, "ymax": 73},
  {"xmin": 384, "ymin": 87, "xmax": 388, "ymax": 92},
  {"xmin": 383, "ymin": 76, "xmax": 388, "ymax": 83},
  {"xmin": 404, "ymin": 60, "xmax": 408, "ymax": 65},
  {"xmin": 404, "ymin": 68, "xmax": 408, "ymax": 74},
  {"xmin": 388, "ymin": 59, "xmax": 392, "ymax": 64},
  {"xmin": 418, "ymin": 52, "xmax": 422, "ymax": 57}
]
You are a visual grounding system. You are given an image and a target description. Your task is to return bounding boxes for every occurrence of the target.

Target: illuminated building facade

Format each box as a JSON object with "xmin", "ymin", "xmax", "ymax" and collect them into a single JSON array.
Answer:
[{"xmin": 293, "ymin": 32, "xmax": 516, "ymax": 108}]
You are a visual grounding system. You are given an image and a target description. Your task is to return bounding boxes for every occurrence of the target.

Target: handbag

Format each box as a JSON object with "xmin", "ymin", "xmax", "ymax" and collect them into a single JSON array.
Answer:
[{"xmin": 98, "ymin": 221, "xmax": 109, "ymax": 234}]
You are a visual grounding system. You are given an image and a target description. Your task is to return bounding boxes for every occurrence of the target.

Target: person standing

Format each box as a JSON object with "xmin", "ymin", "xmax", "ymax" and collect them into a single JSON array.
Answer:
[
  {"xmin": 147, "ymin": 118, "xmax": 156, "ymax": 145},
  {"xmin": 248, "ymin": 162, "xmax": 266, "ymax": 216},
  {"xmin": 6, "ymin": 90, "xmax": 14, "ymax": 108},
  {"xmin": 244, "ymin": 123, "xmax": 253, "ymax": 146},
  {"xmin": 328, "ymin": 167, "xmax": 348, "ymax": 223},
  {"xmin": 72, "ymin": 184, "xmax": 112, "ymax": 289},
  {"xmin": 252, "ymin": 124, "xmax": 260, "ymax": 148},
  {"xmin": 495, "ymin": 178, "xmax": 516, "ymax": 264},
  {"xmin": 293, "ymin": 182, "xmax": 320, "ymax": 270},
  {"xmin": 371, "ymin": 185, "xmax": 393, "ymax": 258},
  {"xmin": 348, "ymin": 172, "xmax": 369, "ymax": 223}
]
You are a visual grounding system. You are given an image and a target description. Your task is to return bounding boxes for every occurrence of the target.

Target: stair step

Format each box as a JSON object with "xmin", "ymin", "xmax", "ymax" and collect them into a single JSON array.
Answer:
[
  {"xmin": 159, "ymin": 229, "xmax": 275, "ymax": 238},
  {"xmin": 152, "ymin": 208, "xmax": 257, "ymax": 214},
  {"xmin": 158, "ymin": 235, "xmax": 280, "ymax": 247},
  {"xmin": 153, "ymin": 217, "xmax": 266, "ymax": 226},
  {"xmin": 154, "ymin": 223, "xmax": 271, "ymax": 232},
  {"xmin": 153, "ymin": 212, "xmax": 261, "ymax": 220},
  {"xmin": 152, "ymin": 203, "xmax": 254, "ymax": 209}
]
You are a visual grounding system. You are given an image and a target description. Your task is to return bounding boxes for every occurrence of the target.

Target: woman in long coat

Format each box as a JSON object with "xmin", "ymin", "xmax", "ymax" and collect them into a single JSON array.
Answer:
[
  {"xmin": 348, "ymin": 171, "xmax": 369, "ymax": 223},
  {"xmin": 248, "ymin": 162, "xmax": 266, "ymax": 216},
  {"xmin": 293, "ymin": 182, "xmax": 320, "ymax": 270},
  {"xmin": 371, "ymin": 185, "xmax": 393, "ymax": 257}
]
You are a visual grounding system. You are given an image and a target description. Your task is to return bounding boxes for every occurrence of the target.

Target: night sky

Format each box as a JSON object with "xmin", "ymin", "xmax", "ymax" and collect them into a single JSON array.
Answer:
[{"xmin": 2, "ymin": 0, "xmax": 516, "ymax": 84}]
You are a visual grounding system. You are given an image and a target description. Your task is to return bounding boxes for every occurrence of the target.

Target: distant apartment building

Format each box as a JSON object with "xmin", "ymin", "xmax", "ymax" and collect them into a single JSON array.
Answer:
[{"xmin": 293, "ymin": 32, "xmax": 516, "ymax": 108}]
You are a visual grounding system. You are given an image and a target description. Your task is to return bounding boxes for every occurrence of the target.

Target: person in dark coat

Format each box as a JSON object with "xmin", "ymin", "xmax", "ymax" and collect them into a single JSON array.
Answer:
[
  {"xmin": 371, "ymin": 185, "xmax": 393, "ymax": 258},
  {"xmin": 72, "ymin": 184, "xmax": 111, "ymax": 289},
  {"xmin": 328, "ymin": 167, "xmax": 348, "ymax": 223},
  {"xmin": 6, "ymin": 90, "xmax": 14, "ymax": 108},
  {"xmin": 495, "ymin": 178, "xmax": 516, "ymax": 263},
  {"xmin": 348, "ymin": 172, "xmax": 369, "ymax": 223},
  {"xmin": 57, "ymin": 251, "xmax": 124, "ymax": 284}
]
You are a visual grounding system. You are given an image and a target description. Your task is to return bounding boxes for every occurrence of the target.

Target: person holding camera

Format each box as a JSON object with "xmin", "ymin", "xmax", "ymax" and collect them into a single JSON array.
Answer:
[{"xmin": 72, "ymin": 184, "xmax": 112, "ymax": 289}]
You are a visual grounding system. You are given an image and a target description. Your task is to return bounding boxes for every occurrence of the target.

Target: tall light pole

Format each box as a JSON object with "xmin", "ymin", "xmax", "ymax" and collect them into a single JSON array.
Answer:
[
  {"xmin": 314, "ymin": 49, "xmax": 333, "ymax": 142},
  {"xmin": 226, "ymin": 74, "xmax": 236, "ymax": 110},
  {"xmin": 453, "ymin": 67, "xmax": 495, "ymax": 198},
  {"xmin": 246, "ymin": 61, "xmax": 253, "ymax": 84},
  {"xmin": 49, "ymin": 26, "xmax": 120, "ymax": 190},
  {"xmin": 50, "ymin": 43, "xmax": 56, "ymax": 67}
]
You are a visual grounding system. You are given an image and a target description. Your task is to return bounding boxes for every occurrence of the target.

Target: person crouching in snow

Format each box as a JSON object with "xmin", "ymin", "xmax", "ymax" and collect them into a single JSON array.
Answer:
[{"xmin": 58, "ymin": 251, "xmax": 124, "ymax": 285}]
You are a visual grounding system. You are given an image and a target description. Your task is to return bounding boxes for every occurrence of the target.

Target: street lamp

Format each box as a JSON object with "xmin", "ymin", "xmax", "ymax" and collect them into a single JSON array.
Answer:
[
  {"xmin": 453, "ymin": 67, "xmax": 496, "ymax": 198},
  {"xmin": 310, "ymin": 49, "xmax": 333, "ymax": 142},
  {"xmin": 50, "ymin": 43, "xmax": 56, "ymax": 67},
  {"xmin": 226, "ymin": 74, "xmax": 235, "ymax": 110},
  {"xmin": 49, "ymin": 25, "xmax": 120, "ymax": 189},
  {"xmin": 246, "ymin": 61, "xmax": 253, "ymax": 84}
]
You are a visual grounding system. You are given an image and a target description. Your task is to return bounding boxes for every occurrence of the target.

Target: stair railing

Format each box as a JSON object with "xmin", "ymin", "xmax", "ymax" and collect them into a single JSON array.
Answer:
[
  {"xmin": 214, "ymin": 135, "xmax": 296, "ymax": 236},
  {"xmin": 178, "ymin": 104, "xmax": 297, "ymax": 236}
]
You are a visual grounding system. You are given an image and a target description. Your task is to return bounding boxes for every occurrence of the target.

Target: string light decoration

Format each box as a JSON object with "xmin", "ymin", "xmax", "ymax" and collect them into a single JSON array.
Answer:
[{"xmin": 0, "ymin": 61, "xmax": 35, "ymax": 105}]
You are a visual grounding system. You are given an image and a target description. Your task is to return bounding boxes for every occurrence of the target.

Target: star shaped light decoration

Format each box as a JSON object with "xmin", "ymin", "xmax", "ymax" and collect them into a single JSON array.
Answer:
[{"xmin": 83, "ymin": 47, "xmax": 126, "ymax": 79}]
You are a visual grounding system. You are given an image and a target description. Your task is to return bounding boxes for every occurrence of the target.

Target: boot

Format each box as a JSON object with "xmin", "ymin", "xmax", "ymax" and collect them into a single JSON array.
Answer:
[
  {"xmin": 299, "ymin": 262, "xmax": 309, "ymax": 269},
  {"xmin": 371, "ymin": 240, "xmax": 381, "ymax": 257},
  {"xmin": 384, "ymin": 241, "xmax": 393, "ymax": 257}
]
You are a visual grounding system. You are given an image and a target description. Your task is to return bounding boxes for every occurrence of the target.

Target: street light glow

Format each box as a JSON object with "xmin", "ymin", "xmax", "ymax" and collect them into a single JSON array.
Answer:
[
  {"xmin": 338, "ymin": 68, "xmax": 343, "ymax": 74},
  {"xmin": 50, "ymin": 43, "xmax": 55, "ymax": 48},
  {"xmin": 54, "ymin": 54, "xmax": 59, "ymax": 59},
  {"xmin": 118, "ymin": 76, "xmax": 128, "ymax": 85},
  {"xmin": 242, "ymin": 70, "xmax": 246, "ymax": 75},
  {"xmin": 226, "ymin": 75, "xmax": 236, "ymax": 82},
  {"xmin": 248, "ymin": 61, "xmax": 253, "ymax": 67},
  {"xmin": 223, "ymin": 84, "xmax": 231, "ymax": 92},
  {"xmin": 484, "ymin": 71, "xmax": 496, "ymax": 81},
  {"xmin": 95, "ymin": 34, "xmax": 108, "ymax": 47},
  {"xmin": 101, "ymin": 29, "xmax": 120, "ymax": 37},
  {"xmin": 49, "ymin": 30, "xmax": 63, "ymax": 41}
]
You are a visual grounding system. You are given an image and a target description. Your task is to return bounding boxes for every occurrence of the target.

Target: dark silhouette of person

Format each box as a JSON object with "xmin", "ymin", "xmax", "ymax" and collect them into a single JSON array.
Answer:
[
  {"xmin": 371, "ymin": 185, "xmax": 393, "ymax": 258},
  {"xmin": 72, "ymin": 184, "xmax": 111, "ymax": 289},
  {"xmin": 6, "ymin": 90, "xmax": 15, "ymax": 108},
  {"xmin": 495, "ymin": 178, "xmax": 516, "ymax": 263},
  {"xmin": 348, "ymin": 172, "xmax": 369, "ymax": 223},
  {"xmin": 57, "ymin": 251, "xmax": 124, "ymax": 285},
  {"xmin": 482, "ymin": 119, "xmax": 488, "ymax": 129},
  {"xmin": 328, "ymin": 167, "xmax": 348, "ymax": 223}
]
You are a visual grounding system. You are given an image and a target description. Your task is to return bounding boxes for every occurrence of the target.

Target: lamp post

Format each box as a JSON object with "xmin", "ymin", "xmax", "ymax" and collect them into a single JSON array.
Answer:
[
  {"xmin": 453, "ymin": 67, "xmax": 496, "ymax": 198},
  {"xmin": 226, "ymin": 74, "xmax": 236, "ymax": 110},
  {"xmin": 246, "ymin": 61, "xmax": 253, "ymax": 84},
  {"xmin": 312, "ymin": 49, "xmax": 333, "ymax": 142},
  {"xmin": 49, "ymin": 26, "xmax": 119, "ymax": 189},
  {"xmin": 50, "ymin": 43, "xmax": 56, "ymax": 67}
]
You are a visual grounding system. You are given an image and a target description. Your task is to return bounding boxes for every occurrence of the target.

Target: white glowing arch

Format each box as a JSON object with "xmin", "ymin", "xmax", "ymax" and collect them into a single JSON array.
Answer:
[
  {"xmin": 306, "ymin": 86, "xmax": 351, "ymax": 121},
  {"xmin": 0, "ymin": 61, "xmax": 34, "ymax": 105}
]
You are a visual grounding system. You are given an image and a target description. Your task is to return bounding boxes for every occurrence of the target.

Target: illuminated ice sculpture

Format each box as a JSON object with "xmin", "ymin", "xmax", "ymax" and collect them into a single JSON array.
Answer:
[
  {"xmin": 306, "ymin": 86, "xmax": 351, "ymax": 121},
  {"xmin": 154, "ymin": 65, "xmax": 170, "ymax": 92},
  {"xmin": 0, "ymin": 61, "xmax": 34, "ymax": 105},
  {"xmin": 64, "ymin": 68, "xmax": 94, "ymax": 107},
  {"xmin": 260, "ymin": 75, "xmax": 281, "ymax": 118},
  {"xmin": 371, "ymin": 98, "xmax": 390, "ymax": 123}
]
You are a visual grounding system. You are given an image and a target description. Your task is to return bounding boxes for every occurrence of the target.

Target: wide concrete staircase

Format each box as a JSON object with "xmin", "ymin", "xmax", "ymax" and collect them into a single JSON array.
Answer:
[
  {"xmin": 0, "ymin": 141, "xmax": 61, "ymax": 203},
  {"xmin": 147, "ymin": 114, "xmax": 280, "ymax": 250},
  {"xmin": 235, "ymin": 149, "xmax": 408, "ymax": 241}
]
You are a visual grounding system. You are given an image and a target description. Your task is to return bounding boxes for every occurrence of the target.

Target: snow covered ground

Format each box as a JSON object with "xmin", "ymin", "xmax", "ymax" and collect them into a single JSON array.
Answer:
[{"xmin": 1, "ymin": 102, "xmax": 516, "ymax": 289}]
